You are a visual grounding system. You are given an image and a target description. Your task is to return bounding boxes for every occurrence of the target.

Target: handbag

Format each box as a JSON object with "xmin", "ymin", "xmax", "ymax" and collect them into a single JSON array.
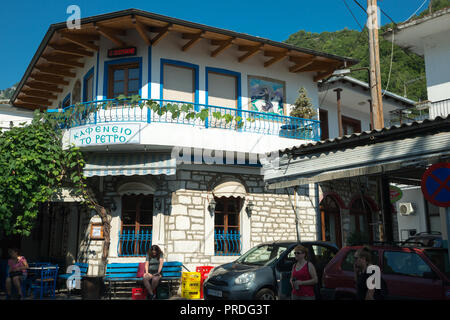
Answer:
[{"xmin": 137, "ymin": 262, "xmax": 146, "ymax": 278}]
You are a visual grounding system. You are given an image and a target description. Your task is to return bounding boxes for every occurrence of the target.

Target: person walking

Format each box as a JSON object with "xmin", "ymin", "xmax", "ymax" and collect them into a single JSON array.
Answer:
[
  {"xmin": 290, "ymin": 244, "xmax": 318, "ymax": 300},
  {"xmin": 353, "ymin": 246, "xmax": 387, "ymax": 300},
  {"xmin": 5, "ymin": 248, "xmax": 29, "ymax": 300},
  {"xmin": 143, "ymin": 245, "xmax": 164, "ymax": 300}
]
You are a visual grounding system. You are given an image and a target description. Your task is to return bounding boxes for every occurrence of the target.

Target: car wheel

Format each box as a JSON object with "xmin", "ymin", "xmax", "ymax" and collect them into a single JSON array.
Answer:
[{"xmin": 255, "ymin": 288, "xmax": 276, "ymax": 300}]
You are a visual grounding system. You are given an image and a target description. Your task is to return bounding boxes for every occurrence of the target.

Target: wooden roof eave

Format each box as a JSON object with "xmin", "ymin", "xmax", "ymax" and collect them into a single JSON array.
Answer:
[{"xmin": 11, "ymin": 9, "xmax": 358, "ymax": 109}]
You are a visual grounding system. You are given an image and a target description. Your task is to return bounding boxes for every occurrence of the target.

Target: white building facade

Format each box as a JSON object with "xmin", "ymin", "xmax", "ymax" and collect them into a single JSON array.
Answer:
[{"xmin": 10, "ymin": 9, "xmax": 356, "ymax": 274}]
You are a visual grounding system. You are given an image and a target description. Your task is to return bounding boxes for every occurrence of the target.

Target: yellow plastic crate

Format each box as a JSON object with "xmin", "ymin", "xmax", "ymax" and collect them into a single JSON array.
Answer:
[{"xmin": 182, "ymin": 289, "xmax": 201, "ymax": 299}]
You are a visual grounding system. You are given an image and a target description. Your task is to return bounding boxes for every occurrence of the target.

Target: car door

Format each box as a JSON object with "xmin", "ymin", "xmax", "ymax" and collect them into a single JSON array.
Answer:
[
  {"xmin": 381, "ymin": 250, "xmax": 443, "ymax": 299},
  {"xmin": 274, "ymin": 245, "xmax": 296, "ymax": 299},
  {"xmin": 310, "ymin": 244, "xmax": 338, "ymax": 286}
]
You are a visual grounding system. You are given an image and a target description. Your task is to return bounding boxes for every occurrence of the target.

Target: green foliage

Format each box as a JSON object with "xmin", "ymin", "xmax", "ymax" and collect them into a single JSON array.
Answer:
[
  {"xmin": 284, "ymin": 26, "xmax": 428, "ymax": 102},
  {"xmin": 413, "ymin": 0, "xmax": 450, "ymax": 20},
  {"xmin": 290, "ymin": 87, "xmax": 317, "ymax": 119},
  {"xmin": 0, "ymin": 111, "xmax": 86, "ymax": 236}
]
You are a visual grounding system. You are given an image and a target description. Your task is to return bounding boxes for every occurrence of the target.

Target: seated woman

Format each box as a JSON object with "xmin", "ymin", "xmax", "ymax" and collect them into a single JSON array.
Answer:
[
  {"xmin": 5, "ymin": 248, "xmax": 29, "ymax": 300},
  {"xmin": 143, "ymin": 245, "xmax": 164, "ymax": 300}
]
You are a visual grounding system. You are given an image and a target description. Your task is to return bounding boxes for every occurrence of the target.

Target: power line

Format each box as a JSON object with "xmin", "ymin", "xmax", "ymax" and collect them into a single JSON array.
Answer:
[
  {"xmin": 342, "ymin": 0, "xmax": 364, "ymax": 30},
  {"xmin": 406, "ymin": 0, "xmax": 429, "ymax": 21}
]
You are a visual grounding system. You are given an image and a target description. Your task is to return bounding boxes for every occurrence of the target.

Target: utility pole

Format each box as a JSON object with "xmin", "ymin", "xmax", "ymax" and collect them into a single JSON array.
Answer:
[{"xmin": 367, "ymin": 0, "xmax": 384, "ymax": 129}]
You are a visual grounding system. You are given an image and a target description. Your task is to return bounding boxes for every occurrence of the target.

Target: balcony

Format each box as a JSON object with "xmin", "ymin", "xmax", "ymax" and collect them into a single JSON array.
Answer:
[{"xmin": 50, "ymin": 99, "xmax": 321, "ymax": 141}]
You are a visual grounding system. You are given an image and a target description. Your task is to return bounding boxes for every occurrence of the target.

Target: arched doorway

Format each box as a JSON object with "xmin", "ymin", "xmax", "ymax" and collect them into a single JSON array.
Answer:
[
  {"xmin": 320, "ymin": 196, "xmax": 342, "ymax": 248},
  {"xmin": 349, "ymin": 198, "xmax": 373, "ymax": 243}
]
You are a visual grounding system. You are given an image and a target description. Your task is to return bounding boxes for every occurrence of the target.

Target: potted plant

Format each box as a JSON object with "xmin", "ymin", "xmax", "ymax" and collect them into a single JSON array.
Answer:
[{"xmin": 282, "ymin": 87, "xmax": 317, "ymax": 138}]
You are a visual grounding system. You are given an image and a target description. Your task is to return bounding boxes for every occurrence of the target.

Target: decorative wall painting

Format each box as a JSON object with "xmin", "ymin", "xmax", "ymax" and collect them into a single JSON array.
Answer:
[{"xmin": 248, "ymin": 76, "xmax": 285, "ymax": 116}]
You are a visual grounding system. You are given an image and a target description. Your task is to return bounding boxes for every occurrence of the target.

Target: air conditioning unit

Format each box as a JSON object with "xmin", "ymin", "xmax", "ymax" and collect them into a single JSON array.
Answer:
[{"xmin": 399, "ymin": 202, "xmax": 415, "ymax": 216}]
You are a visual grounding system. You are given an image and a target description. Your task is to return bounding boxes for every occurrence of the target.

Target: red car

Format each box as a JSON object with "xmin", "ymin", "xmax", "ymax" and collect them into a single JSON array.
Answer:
[{"xmin": 321, "ymin": 244, "xmax": 450, "ymax": 300}]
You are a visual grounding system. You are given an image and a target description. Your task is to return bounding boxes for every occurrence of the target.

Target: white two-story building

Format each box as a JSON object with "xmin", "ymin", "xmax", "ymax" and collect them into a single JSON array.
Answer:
[
  {"xmin": 9, "ymin": 9, "xmax": 358, "ymax": 274},
  {"xmin": 384, "ymin": 7, "xmax": 450, "ymax": 239}
]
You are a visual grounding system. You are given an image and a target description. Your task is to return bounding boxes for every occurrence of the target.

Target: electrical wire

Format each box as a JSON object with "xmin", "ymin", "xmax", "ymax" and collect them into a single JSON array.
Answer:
[
  {"xmin": 342, "ymin": 0, "xmax": 364, "ymax": 30},
  {"xmin": 406, "ymin": 0, "xmax": 429, "ymax": 21},
  {"xmin": 382, "ymin": 29, "xmax": 395, "ymax": 96}
]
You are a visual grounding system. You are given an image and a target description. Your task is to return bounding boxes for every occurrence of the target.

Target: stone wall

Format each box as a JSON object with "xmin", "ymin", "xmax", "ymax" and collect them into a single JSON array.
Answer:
[
  {"xmin": 79, "ymin": 169, "xmax": 320, "ymax": 275},
  {"xmin": 318, "ymin": 177, "xmax": 399, "ymax": 245}
]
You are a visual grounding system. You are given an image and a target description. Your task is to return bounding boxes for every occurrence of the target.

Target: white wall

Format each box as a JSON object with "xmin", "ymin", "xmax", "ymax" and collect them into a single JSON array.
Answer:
[
  {"xmin": 0, "ymin": 105, "xmax": 34, "ymax": 130},
  {"xmin": 423, "ymin": 30, "xmax": 450, "ymax": 103},
  {"xmin": 395, "ymin": 187, "xmax": 428, "ymax": 241}
]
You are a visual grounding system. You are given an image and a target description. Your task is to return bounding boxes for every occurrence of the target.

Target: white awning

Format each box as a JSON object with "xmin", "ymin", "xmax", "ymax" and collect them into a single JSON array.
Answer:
[
  {"xmin": 83, "ymin": 153, "xmax": 176, "ymax": 177},
  {"xmin": 213, "ymin": 180, "xmax": 247, "ymax": 198}
]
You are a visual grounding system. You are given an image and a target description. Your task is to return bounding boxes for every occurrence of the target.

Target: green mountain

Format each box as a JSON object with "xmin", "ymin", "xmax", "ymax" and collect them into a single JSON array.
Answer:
[
  {"xmin": 0, "ymin": 83, "xmax": 18, "ymax": 101},
  {"xmin": 284, "ymin": 26, "xmax": 427, "ymax": 102}
]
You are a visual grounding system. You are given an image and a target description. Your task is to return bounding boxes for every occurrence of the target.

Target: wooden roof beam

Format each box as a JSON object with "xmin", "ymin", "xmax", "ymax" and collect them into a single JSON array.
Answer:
[
  {"xmin": 264, "ymin": 50, "xmax": 289, "ymax": 68},
  {"xmin": 49, "ymin": 44, "xmax": 94, "ymax": 57},
  {"xmin": 132, "ymin": 16, "xmax": 151, "ymax": 46},
  {"xmin": 25, "ymin": 81, "xmax": 63, "ymax": 93},
  {"xmin": 42, "ymin": 55, "xmax": 84, "ymax": 68},
  {"xmin": 20, "ymin": 90, "xmax": 58, "ymax": 100},
  {"xmin": 211, "ymin": 38, "xmax": 234, "ymax": 57},
  {"xmin": 94, "ymin": 23, "xmax": 127, "ymax": 47},
  {"xmin": 182, "ymin": 31, "xmax": 204, "ymax": 52},
  {"xmin": 16, "ymin": 96, "xmax": 51, "ymax": 106},
  {"xmin": 238, "ymin": 44, "xmax": 263, "ymax": 63},
  {"xmin": 30, "ymin": 74, "xmax": 69, "ymax": 86},
  {"xmin": 150, "ymin": 24, "xmax": 171, "ymax": 46},
  {"xmin": 314, "ymin": 67, "xmax": 339, "ymax": 82},
  {"xmin": 14, "ymin": 101, "xmax": 46, "ymax": 111},
  {"xmin": 289, "ymin": 60, "xmax": 315, "ymax": 73},
  {"xmin": 35, "ymin": 65, "xmax": 76, "ymax": 78},
  {"xmin": 60, "ymin": 32, "xmax": 99, "ymax": 51}
]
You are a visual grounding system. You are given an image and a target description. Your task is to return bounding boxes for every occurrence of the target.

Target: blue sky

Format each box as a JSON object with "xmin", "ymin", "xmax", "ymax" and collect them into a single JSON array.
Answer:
[{"xmin": 0, "ymin": 0, "xmax": 431, "ymax": 89}]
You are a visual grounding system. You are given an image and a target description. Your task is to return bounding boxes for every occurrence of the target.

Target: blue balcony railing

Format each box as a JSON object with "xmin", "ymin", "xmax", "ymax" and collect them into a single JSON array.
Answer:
[
  {"xmin": 118, "ymin": 229, "xmax": 152, "ymax": 257},
  {"xmin": 214, "ymin": 229, "xmax": 241, "ymax": 256},
  {"xmin": 48, "ymin": 99, "xmax": 321, "ymax": 141}
]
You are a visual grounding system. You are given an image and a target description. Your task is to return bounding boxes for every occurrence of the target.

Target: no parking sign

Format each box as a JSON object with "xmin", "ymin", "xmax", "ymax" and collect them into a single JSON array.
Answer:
[{"xmin": 421, "ymin": 162, "xmax": 450, "ymax": 207}]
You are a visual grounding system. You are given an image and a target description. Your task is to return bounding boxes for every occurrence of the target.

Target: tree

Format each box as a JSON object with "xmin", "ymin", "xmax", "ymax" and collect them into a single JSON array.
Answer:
[
  {"xmin": 290, "ymin": 87, "xmax": 317, "ymax": 119},
  {"xmin": 0, "ymin": 110, "xmax": 111, "ymax": 271}
]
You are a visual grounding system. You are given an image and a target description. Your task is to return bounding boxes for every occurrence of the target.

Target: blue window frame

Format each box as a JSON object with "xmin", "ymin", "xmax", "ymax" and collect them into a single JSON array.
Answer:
[
  {"xmin": 83, "ymin": 67, "xmax": 95, "ymax": 102},
  {"xmin": 205, "ymin": 66, "xmax": 241, "ymax": 111},
  {"xmin": 62, "ymin": 93, "xmax": 71, "ymax": 108},
  {"xmin": 160, "ymin": 59, "xmax": 199, "ymax": 110},
  {"xmin": 103, "ymin": 57, "xmax": 142, "ymax": 99}
]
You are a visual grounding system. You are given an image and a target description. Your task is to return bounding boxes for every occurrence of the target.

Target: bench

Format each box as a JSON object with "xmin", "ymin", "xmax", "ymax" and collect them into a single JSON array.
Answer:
[
  {"xmin": 57, "ymin": 262, "xmax": 89, "ymax": 295},
  {"xmin": 104, "ymin": 261, "xmax": 187, "ymax": 299}
]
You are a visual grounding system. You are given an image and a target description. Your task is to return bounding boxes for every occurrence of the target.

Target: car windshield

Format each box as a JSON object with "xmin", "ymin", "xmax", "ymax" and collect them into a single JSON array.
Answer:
[
  {"xmin": 235, "ymin": 244, "xmax": 290, "ymax": 266},
  {"xmin": 424, "ymin": 249, "xmax": 450, "ymax": 278}
]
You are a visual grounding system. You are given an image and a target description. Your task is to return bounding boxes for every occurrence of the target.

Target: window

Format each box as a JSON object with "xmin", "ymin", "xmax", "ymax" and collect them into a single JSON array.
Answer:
[
  {"xmin": 320, "ymin": 195, "xmax": 342, "ymax": 248},
  {"xmin": 108, "ymin": 63, "xmax": 140, "ymax": 98},
  {"xmin": 62, "ymin": 94, "xmax": 71, "ymax": 108},
  {"xmin": 163, "ymin": 63, "xmax": 196, "ymax": 103},
  {"xmin": 119, "ymin": 195, "xmax": 153, "ymax": 256},
  {"xmin": 342, "ymin": 115, "xmax": 361, "ymax": 135},
  {"xmin": 311, "ymin": 244, "xmax": 336, "ymax": 268},
  {"xmin": 236, "ymin": 244, "xmax": 289, "ymax": 266},
  {"xmin": 83, "ymin": 71, "xmax": 94, "ymax": 102},
  {"xmin": 214, "ymin": 197, "xmax": 242, "ymax": 255},
  {"xmin": 349, "ymin": 198, "xmax": 373, "ymax": 242},
  {"xmin": 72, "ymin": 80, "xmax": 81, "ymax": 105},
  {"xmin": 342, "ymin": 249, "xmax": 379, "ymax": 272},
  {"xmin": 207, "ymin": 70, "xmax": 238, "ymax": 109},
  {"xmin": 383, "ymin": 251, "xmax": 432, "ymax": 277},
  {"xmin": 319, "ymin": 109, "xmax": 329, "ymax": 140}
]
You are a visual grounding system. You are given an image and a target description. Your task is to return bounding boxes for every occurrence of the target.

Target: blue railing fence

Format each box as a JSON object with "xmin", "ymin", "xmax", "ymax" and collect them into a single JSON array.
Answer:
[
  {"xmin": 118, "ymin": 229, "xmax": 152, "ymax": 257},
  {"xmin": 214, "ymin": 229, "xmax": 241, "ymax": 256},
  {"xmin": 48, "ymin": 99, "xmax": 321, "ymax": 141}
]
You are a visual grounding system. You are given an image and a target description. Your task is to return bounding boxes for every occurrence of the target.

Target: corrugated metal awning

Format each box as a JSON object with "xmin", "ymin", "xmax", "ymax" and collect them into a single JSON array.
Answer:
[{"xmin": 84, "ymin": 153, "xmax": 176, "ymax": 177}]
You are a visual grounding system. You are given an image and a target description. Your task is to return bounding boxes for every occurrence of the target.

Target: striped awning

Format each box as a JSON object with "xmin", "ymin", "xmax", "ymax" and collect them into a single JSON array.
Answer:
[{"xmin": 83, "ymin": 153, "xmax": 176, "ymax": 177}]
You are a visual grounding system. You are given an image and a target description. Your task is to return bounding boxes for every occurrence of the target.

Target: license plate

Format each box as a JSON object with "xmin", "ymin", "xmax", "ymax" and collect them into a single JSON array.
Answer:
[{"xmin": 207, "ymin": 289, "xmax": 222, "ymax": 297}]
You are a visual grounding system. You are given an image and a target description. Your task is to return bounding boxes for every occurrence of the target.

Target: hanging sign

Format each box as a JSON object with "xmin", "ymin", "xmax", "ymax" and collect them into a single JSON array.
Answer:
[
  {"xmin": 421, "ymin": 162, "xmax": 450, "ymax": 207},
  {"xmin": 107, "ymin": 47, "xmax": 137, "ymax": 58},
  {"xmin": 389, "ymin": 185, "xmax": 403, "ymax": 204},
  {"xmin": 70, "ymin": 123, "xmax": 141, "ymax": 146}
]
